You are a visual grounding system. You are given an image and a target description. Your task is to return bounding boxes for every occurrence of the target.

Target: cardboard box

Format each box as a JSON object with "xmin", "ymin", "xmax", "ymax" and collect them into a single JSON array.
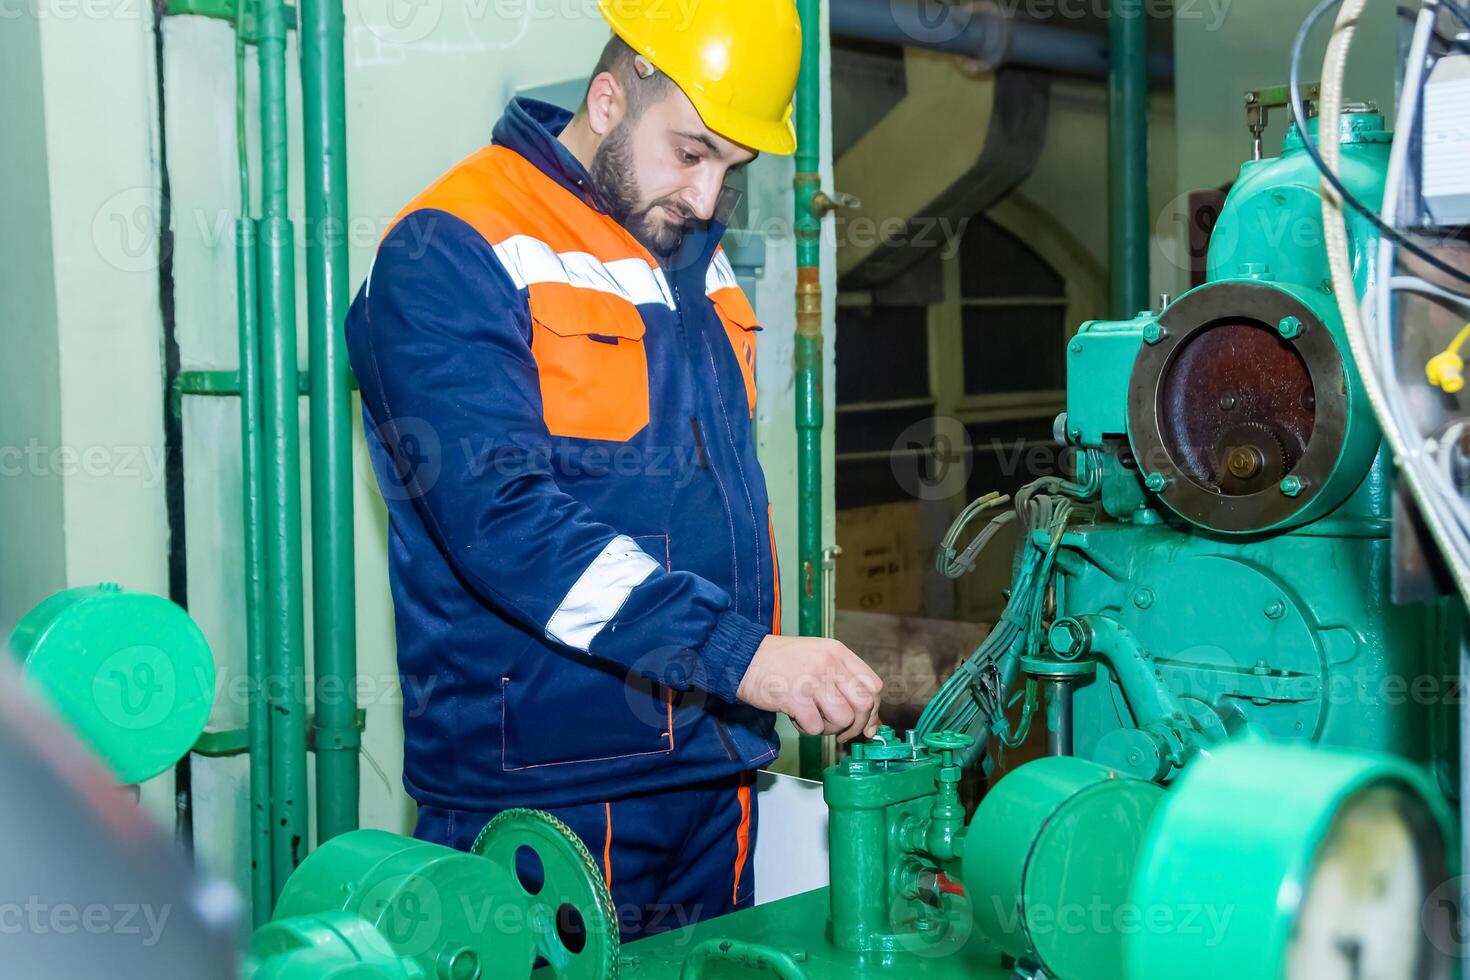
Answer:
[{"xmin": 836, "ymin": 502, "xmax": 925, "ymax": 615}]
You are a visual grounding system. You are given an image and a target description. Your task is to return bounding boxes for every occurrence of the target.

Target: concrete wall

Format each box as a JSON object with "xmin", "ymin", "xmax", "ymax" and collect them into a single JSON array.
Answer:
[
  {"xmin": 0, "ymin": 11, "xmax": 67, "ymax": 635},
  {"xmin": 1, "ymin": 6, "xmax": 175, "ymax": 823}
]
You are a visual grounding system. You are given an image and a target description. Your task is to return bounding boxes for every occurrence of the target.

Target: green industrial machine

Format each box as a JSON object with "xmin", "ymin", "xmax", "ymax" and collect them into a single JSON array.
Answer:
[
  {"xmin": 917, "ymin": 108, "xmax": 1457, "ymax": 785},
  {"xmin": 238, "ymin": 109, "xmax": 1462, "ymax": 980}
]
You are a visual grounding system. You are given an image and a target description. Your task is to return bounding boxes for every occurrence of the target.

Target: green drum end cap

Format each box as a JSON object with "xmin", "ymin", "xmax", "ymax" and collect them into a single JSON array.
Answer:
[{"xmin": 8, "ymin": 585, "xmax": 216, "ymax": 784}]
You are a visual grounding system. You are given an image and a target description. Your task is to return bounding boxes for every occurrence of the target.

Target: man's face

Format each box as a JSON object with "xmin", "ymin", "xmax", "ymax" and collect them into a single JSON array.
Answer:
[{"xmin": 589, "ymin": 85, "xmax": 757, "ymax": 258}]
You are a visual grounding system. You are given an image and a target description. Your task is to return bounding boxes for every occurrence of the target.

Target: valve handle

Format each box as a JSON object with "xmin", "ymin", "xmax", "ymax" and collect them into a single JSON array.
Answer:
[{"xmin": 922, "ymin": 731, "xmax": 976, "ymax": 753}]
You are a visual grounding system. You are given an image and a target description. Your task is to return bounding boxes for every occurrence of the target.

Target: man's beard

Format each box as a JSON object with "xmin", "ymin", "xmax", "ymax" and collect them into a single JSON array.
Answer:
[{"xmin": 589, "ymin": 120, "xmax": 693, "ymax": 259}]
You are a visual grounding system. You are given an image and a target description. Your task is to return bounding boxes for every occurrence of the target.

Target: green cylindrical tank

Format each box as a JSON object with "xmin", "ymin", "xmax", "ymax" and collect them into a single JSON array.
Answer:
[
  {"xmin": 1126, "ymin": 739, "xmax": 1454, "ymax": 980},
  {"xmin": 965, "ymin": 756, "xmax": 1164, "ymax": 979},
  {"xmin": 246, "ymin": 911, "xmax": 422, "ymax": 979},
  {"xmin": 273, "ymin": 829, "xmax": 536, "ymax": 979},
  {"xmin": 7, "ymin": 584, "xmax": 215, "ymax": 783}
]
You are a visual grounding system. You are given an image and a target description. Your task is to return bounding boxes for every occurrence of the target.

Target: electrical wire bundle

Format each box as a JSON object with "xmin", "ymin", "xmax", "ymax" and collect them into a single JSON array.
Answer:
[
  {"xmin": 1292, "ymin": 0, "xmax": 1470, "ymax": 601},
  {"xmin": 915, "ymin": 456, "xmax": 1102, "ymax": 767}
]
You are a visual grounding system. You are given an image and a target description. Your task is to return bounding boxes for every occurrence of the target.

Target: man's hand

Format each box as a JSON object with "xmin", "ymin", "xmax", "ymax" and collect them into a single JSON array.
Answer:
[{"xmin": 734, "ymin": 635, "xmax": 883, "ymax": 742}]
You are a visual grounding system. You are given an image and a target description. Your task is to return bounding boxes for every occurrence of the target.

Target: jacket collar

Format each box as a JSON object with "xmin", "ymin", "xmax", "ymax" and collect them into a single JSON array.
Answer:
[
  {"xmin": 491, "ymin": 97, "xmax": 724, "ymax": 286},
  {"xmin": 492, "ymin": 97, "xmax": 603, "ymax": 210}
]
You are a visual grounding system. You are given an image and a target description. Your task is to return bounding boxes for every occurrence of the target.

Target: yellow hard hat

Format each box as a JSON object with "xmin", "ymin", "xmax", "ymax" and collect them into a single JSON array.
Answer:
[{"xmin": 597, "ymin": 0, "xmax": 802, "ymax": 156}]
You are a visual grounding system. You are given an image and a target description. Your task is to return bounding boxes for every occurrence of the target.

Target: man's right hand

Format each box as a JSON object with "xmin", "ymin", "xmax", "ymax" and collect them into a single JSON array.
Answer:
[{"xmin": 734, "ymin": 635, "xmax": 883, "ymax": 742}]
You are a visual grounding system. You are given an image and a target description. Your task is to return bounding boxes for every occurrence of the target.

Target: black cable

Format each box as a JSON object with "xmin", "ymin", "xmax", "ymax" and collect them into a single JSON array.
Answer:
[
  {"xmin": 1442, "ymin": 0, "xmax": 1470, "ymax": 30},
  {"xmin": 1290, "ymin": 0, "xmax": 1470, "ymax": 286}
]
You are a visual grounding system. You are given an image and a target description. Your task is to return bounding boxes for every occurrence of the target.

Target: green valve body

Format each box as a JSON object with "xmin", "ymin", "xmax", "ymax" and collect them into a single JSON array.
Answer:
[
  {"xmin": 823, "ymin": 730, "xmax": 965, "ymax": 955},
  {"xmin": 7, "ymin": 584, "xmax": 215, "ymax": 783}
]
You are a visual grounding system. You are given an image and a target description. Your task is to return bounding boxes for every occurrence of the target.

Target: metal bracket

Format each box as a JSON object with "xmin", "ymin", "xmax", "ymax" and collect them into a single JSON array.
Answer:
[
  {"xmin": 1245, "ymin": 83, "xmax": 1320, "ymax": 160},
  {"xmin": 164, "ymin": 0, "xmax": 296, "ymax": 43}
]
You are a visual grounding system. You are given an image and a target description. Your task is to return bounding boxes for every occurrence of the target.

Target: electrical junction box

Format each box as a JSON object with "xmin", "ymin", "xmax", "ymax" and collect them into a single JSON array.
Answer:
[{"xmin": 1422, "ymin": 54, "xmax": 1470, "ymax": 227}]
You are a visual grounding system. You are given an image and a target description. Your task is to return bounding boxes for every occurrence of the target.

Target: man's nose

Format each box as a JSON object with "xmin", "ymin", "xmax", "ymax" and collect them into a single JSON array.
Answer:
[{"xmin": 684, "ymin": 172, "xmax": 724, "ymax": 221}]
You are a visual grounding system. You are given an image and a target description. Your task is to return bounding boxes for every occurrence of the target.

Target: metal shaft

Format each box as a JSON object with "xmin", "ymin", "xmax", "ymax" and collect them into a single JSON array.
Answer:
[{"xmin": 1046, "ymin": 680, "xmax": 1075, "ymax": 757}]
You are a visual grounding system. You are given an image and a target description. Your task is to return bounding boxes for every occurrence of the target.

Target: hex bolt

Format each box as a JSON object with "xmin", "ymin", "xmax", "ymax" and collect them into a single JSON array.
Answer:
[
  {"xmin": 1069, "ymin": 339, "xmax": 1083, "ymax": 353},
  {"xmin": 1279, "ymin": 475, "xmax": 1305, "ymax": 497},
  {"xmin": 1142, "ymin": 323, "xmax": 1166, "ymax": 345},
  {"xmin": 1133, "ymin": 588, "xmax": 1155, "ymax": 610},
  {"xmin": 1144, "ymin": 471, "xmax": 1168, "ymax": 492},
  {"xmin": 1277, "ymin": 315, "xmax": 1303, "ymax": 340},
  {"xmin": 1264, "ymin": 598, "xmax": 1287, "ymax": 620},
  {"xmin": 1049, "ymin": 619, "xmax": 1087, "ymax": 658}
]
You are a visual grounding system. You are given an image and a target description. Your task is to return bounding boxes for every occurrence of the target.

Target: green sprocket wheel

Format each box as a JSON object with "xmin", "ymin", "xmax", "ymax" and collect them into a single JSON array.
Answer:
[{"xmin": 472, "ymin": 809, "xmax": 619, "ymax": 980}]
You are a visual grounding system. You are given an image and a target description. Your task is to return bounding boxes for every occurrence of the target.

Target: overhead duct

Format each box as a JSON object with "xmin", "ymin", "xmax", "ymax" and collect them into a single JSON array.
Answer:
[
  {"xmin": 830, "ymin": 0, "xmax": 1174, "ymax": 82},
  {"xmin": 835, "ymin": 51, "xmax": 1051, "ymax": 288}
]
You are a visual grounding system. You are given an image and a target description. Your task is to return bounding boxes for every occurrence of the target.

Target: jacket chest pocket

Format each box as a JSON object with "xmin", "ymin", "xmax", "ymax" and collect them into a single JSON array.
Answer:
[
  {"xmin": 528, "ymin": 282, "xmax": 650, "ymax": 442},
  {"xmin": 709, "ymin": 285, "xmax": 760, "ymax": 416}
]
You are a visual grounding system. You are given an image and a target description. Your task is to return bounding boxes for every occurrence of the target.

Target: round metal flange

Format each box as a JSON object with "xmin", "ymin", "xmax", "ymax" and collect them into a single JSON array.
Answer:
[
  {"xmin": 1019, "ymin": 654, "xmax": 1098, "ymax": 679},
  {"xmin": 472, "ymin": 809, "xmax": 619, "ymax": 980},
  {"xmin": 1126, "ymin": 280, "xmax": 1370, "ymax": 534}
]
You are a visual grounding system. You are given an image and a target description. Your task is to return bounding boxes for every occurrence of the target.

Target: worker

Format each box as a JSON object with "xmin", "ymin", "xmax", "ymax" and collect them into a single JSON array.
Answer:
[{"xmin": 345, "ymin": 0, "xmax": 882, "ymax": 941}]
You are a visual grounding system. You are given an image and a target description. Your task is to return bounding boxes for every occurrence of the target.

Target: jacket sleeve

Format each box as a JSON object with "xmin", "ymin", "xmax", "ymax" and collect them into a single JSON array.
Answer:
[{"xmin": 348, "ymin": 209, "xmax": 767, "ymax": 701}]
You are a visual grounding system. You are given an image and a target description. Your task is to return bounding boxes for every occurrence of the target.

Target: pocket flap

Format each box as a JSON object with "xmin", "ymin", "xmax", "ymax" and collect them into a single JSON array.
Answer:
[
  {"xmin": 709, "ymin": 285, "xmax": 761, "ymax": 332},
  {"xmin": 528, "ymin": 281, "xmax": 646, "ymax": 342}
]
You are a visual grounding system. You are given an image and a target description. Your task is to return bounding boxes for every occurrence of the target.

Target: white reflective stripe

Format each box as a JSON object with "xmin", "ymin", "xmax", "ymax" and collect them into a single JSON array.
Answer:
[
  {"xmin": 364, "ymin": 254, "xmax": 377, "ymax": 298},
  {"xmin": 492, "ymin": 234, "xmax": 675, "ymax": 309},
  {"xmin": 545, "ymin": 534, "xmax": 662, "ymax": 652},
  {"xmin": 705, "ymin": 249, "xmax": 739, "ymax": 295}
]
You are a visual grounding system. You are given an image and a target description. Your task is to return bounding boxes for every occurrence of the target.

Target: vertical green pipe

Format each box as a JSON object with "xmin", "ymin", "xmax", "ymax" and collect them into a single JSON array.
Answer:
[
  {"xmin": 257, "ymin": 0, "xmax": 310, "ymax": 897},
  {"xmin": 237, "ymin": 216, "xmax": 274, "ymax": 926},
  {"xmin": 301, "ymin": 0, "xmax": 359, "ymax": 842},
  {"xmin": 235, "ymin": 6, "xmax": 273, "ymax": 926},
  {"xmin": 794, "ymin": 0, "xmax": 825, "ymax": 780},
  {"xmin": 1108, "ymin": 0, "xmax": 1150, "ymax": 319}
]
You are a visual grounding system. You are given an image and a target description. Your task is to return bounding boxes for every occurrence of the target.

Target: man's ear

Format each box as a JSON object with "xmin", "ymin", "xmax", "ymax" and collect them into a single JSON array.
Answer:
[{"xmin": 583, "ymin": 71, "xmax": 626, "ymax": 138}]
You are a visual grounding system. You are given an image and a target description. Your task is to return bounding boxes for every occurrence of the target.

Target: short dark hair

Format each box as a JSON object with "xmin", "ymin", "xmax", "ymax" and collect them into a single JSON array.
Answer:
[{"xmin": 577, "ymin": 35, "xmax": 676, "ymax": 121}]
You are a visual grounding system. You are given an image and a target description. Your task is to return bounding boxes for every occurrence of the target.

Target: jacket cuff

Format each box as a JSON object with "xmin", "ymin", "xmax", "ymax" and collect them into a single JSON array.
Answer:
[{"xmin": 696, "ymin": 610, "xmax": 769, "ymax": 702}]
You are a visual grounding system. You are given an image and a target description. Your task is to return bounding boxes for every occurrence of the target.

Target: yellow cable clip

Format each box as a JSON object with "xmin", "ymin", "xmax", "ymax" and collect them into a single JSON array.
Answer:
[{"xmin": 1426, "ymin": 323, "xmax": 1470, "ymax": 394}]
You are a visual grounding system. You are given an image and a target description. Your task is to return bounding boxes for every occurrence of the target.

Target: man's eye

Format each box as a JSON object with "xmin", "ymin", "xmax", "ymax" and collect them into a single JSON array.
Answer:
[{"xmin": 678, "ymin": 149, "xmax": 699, "ymax": 165}]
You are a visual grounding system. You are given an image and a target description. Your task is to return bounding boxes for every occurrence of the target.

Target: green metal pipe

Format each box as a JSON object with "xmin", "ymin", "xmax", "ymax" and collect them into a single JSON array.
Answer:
[
  {"xmin": 300, "ymin": 0, "xmax": 359, "ymax": 843},
  {"xmin": 234, "ymin": 6, "xmax": 273, "ymax": 925},
  {"xmin": 793, "ymin": 0, "xmax": 825, "ymax": 780},
  {"xmin": 237, "ymin": 216, "xmax": 274, "ymax": 926},
  {"xmin": 1107, "ymin": 0, "xmax": 1149, "ymax": 318},
  {"xmin": 257, "ymin": 0, "xmax": 309, "ymax": 897}
]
